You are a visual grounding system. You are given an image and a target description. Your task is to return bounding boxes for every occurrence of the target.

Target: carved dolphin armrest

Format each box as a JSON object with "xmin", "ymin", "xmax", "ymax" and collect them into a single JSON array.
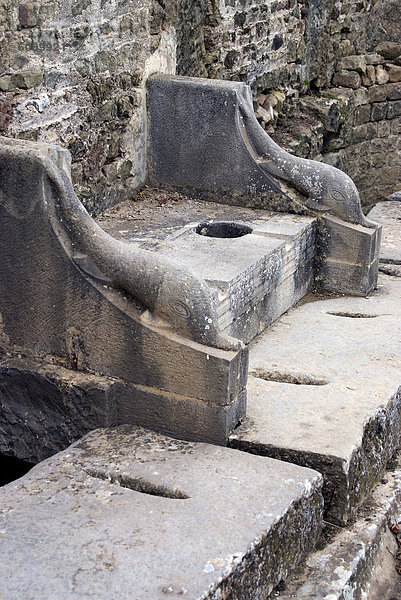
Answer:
[
  {"xmin": 46, "ymin": 159, "xmax": 241, "ymax": 351},
  {"xmin": 0, "ymin": 141, "xmax": 240, "ymax": 352},
  {"xmin": 0, "ymin": 137, "xmax": 247, "ymax": 446},
  {"xmin": 237, "ymin": 86, "xmax": 377, "ymax": 229}
]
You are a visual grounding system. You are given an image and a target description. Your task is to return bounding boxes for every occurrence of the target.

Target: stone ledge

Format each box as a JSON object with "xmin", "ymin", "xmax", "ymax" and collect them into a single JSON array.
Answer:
[
  {"xmin": 0, "ymin": 425, "xmax": 323, "ymax": 600},
  {"xmin": 230, "ymin": 275, "xmax": 401, "ymax": 525},
  {"xmin": 0, "ymin": 354, "xmax": 247, "ymax": 462},
  {"xmin": 277, "ymin": 457, "xmax": 401, "ymax": 600}
]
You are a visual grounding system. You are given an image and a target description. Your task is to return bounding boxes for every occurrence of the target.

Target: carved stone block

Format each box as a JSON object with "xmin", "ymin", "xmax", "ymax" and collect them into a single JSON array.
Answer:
[
  {"xmin": 316, "ymin": 216, "xmax": 382, "ymax": 296},
  {"xmin": 0, "ymin": 137, "xmax": 247, "ymax": 446}
]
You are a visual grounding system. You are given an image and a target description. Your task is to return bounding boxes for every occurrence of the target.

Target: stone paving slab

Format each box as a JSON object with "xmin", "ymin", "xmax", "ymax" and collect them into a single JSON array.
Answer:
[
  {"xmin": 230, "ymin": 275, "xmax": 401, "ymax": 525},
  {"xmin": 0, "ymin": 425, "xmax": 323, "ymax": 600}
]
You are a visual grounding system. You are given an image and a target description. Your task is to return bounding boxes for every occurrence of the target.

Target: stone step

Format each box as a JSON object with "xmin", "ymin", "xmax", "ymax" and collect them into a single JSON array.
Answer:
[
  {"xmin": 230, "ymin": 274, "xmax": 401, "ymax": 526},
  {"xmin": 277, "ymin": 457, "xmax": 401, "ymax": 600},
  {"xmin": 0, "ymin": 425, "xmax": 323, "ymax": 600}
]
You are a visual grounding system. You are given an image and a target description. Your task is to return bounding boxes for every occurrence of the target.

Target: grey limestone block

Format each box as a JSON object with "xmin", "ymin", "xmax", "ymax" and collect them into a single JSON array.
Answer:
[
  {"xmin": 158, "ymin": 214, "xmax": 316, "ymax": 344},
  {"xmin": 0, "ymin": 425, "xmax": 324, "ymax": 600},
  {"xmin": 0, "ymin": 355, "xmax": 247, "ymax": 463},
  {"xmin": 316, "ymin": 215, "xmax": 382, "ymax": 296}
]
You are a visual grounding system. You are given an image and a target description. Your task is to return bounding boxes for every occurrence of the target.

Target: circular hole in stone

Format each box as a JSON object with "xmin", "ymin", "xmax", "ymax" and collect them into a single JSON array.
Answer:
[{"xmin": 195, "ymin": 221, "xmax": 253, "ymax": 238}]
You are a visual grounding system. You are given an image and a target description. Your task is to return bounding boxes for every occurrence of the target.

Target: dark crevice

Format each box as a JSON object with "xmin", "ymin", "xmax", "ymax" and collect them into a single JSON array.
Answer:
[
  {"xmin": 195, "ymin": 221, "xmax": 253, "ymax": 238},
  {"xmin": 327, "ymin": 311, "xmax": 379, "ymax": 319},
  {"xmin": 84, "ymin": 468, "xmax": 190, "ymax": 499},
  {"xmin": 379, "ymin": 259, "xmax": 401, "ymax": 266},
  {"xmin": 250, "ymin": 369, "xmax": 328, "ymax": 386},
  {"xmin": 379, "ymin": 265, "xmax": 401, "ymax": 277},
  {"xmin": 0, "ymin": 453, "xmax": 35, "ymax": 486}
]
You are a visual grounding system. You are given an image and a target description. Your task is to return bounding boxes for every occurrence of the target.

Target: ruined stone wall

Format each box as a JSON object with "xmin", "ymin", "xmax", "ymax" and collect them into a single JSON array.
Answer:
[
  {"xmin": 1, "ymin": 0, "xmax": 400, "ymax": 211},
  {"xmin": 0, "ymin": 0, "xmax": 176, "ymax": 212},
  {"xmin": 175, "ymin": 0, "xmax": 401, "ymax": 208},
  {"xmin": 266, "ymin": 0, "xmax": 401, "ymax": 209}
]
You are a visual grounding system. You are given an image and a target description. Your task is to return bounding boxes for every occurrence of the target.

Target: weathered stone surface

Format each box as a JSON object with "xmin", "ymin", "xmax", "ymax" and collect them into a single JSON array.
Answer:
[
  {"xmin": 368, "ymin": 84, "xmax": 389, "ymax": 102},
  {"xmin": 0, "ymin": 0, "xmax": 399, "ymax": 215},
  {"xmin": 279, "ymin": 458, "xmax": 401, "ymax": 599},
  {"xmin": 316, "ymin": 216, "xmax": 381, "ymax": 296},
  {"xmin": 0, "ymin": 100, "xmax": 12, "ymax": 131},
  {"xmin": 376, "ymin": 65, "xmax": 390, "ymax": 85},
  {"xmin": 0, "ymin": 425, "xmax": 324, "ymax": 600},
  {"xmin": 0, "ymin": 75, "xmax": 14, "ymax": 92},
  {"xmin": 255, "ymin": 104, "xmax": 272, "ymax": 125},
  {"xmin": 298, "ymin": 96, "xmax": 343, "ymax": 133},
  {"xmin": 12, "ymin": 70, "xmax": 43, "ymax": 89},
  {"xmin": 387, "ymin": 100, "xmax": 401, "ymax": 119},
  {"xmin": 388, "ymin": 190, "xmax": 401, "ymax": 201},
  {"xmin": 367, "ymin": 0, "xmax": 401, "ymax": 51},
  {"xmin": 387, "ymin": 82, "xmax": 401, "ymax": 100},
  {"xmin": 371, "ymin": 101, "xmax": 388, "ymax": 121},
  {"xmin": 230, "ymin": 274, "xmax": 401, "ymax": 525},
  {"xmin": 338, "ymin": 55, "xmax": 367, "ymax": 75},
  {"xmin": 354, "ymin": 103, "xmax": 371, "ymax": 125},
  {"xmin": 368, "ymin": 201, "xmax": 401, "ymax": 267},
  {"xmin": 375, "ymin": 41, "xmax": 401, "ymax": 60},
  {"xmin": 332, "ymin": 70, "xmax": 361, "ymax": 89},
  {"xmin": 0, "ymin": 0, "xmax": 399, "ymax": 217},
  {"xmin": 365, "ymin": 53, "xmax": 384, "ymax": 66},
  {"xmin": 362, "ymin": 64, "xmax": 376, "ymax": 86},
  {"xmin": 388, "ymin": 65, "xmax": 401, "ymax": 83},
  {"xmin": 175, "ymin": 0, "xmax": 209, "ymax": 78},
  {"xmin": 157, "ymin": 215, "xmax": 316, "ymax": 343}
]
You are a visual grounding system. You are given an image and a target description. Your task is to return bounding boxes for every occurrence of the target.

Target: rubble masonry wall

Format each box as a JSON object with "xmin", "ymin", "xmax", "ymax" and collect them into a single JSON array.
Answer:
[{"xmin": 0, "ymin": 0, "xmax": 400, "ymax": 211}]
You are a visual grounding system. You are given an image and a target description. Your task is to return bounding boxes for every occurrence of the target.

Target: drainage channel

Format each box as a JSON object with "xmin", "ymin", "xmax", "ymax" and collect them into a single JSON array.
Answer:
[
  {"xmin": 84, "ymin": 468, "xmax": 190, "ymax": 499},
  {"xmin": 249, "ymin": 368, "xmax": 329, "ymax": 386}
]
